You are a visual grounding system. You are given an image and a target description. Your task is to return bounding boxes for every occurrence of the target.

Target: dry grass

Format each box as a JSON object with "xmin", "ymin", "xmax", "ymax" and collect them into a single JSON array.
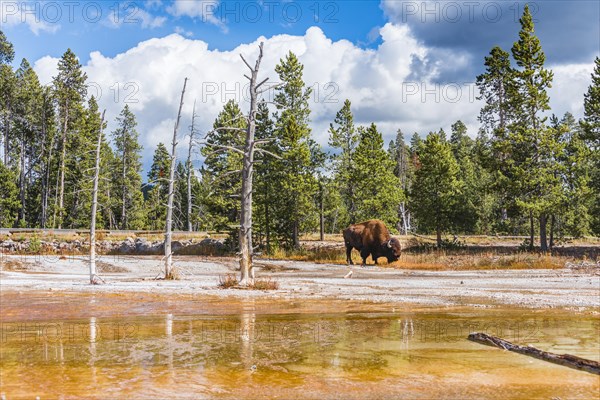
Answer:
[
  {"xmin": 217, "ymin": 274, "xmax": 279, "ymax": 290},
  {"xmin": 96, "ymin": 261, "xmax": 130, "ymax": 273},
  {"xmin": 261, "ymin": 245, "xmax": 575, "ymax": 271},
  {"xmin": 248, "ymin": 278, "xmax": 279, "ymax": 290},
  {"xmin": 218, "ymin": 274, "xmax": 239, "ymax": 288}
]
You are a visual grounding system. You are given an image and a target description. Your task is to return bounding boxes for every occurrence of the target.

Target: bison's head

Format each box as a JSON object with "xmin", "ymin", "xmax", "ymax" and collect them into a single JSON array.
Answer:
[{"xmin": 383, "ymin": 238, "xmax": 402, "ymax": 263}]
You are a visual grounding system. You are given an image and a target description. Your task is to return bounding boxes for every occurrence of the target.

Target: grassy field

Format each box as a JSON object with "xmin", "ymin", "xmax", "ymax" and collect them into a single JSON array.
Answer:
[{"xmin": 1, "ymin": 230, "xmax": 598, "ymax": 271}]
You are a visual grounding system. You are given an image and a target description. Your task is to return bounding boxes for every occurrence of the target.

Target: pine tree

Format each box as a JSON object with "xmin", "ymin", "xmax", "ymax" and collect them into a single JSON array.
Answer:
[
  {"xmin": 581, "ymin": 57, "xmax": 600, "ymax": 235},
  {"xmin": 147, "ymin": 142, "xmax": 171, "ymax": 230},
  {"xmin": 328, "ymin": 99, "xmax": 359, "ymax": 225},
  {"xmin": 0, "ymin": 160, "xmax": 18, "ymax": 227},
  {"xmin": 410, "ymin": 132, "xmax": 461, "ymax": 247},
  {"xmin": 200, "ymin": 100, "xmax": 247, "ymax": 230},
  {"xmin": 449, "ymin": 121, "xmax": 478, "ymax": 233},
  {"xmin": 270, "ymin": 51, "xmax": 318, "ymax": 248},
  {"xmin": 553, "ymin": 113, "xmax": 592, "ymax": 240},
  {"xmin": 510, "ymin": 5, "xmax": 557, "ymax": 251},
  {"xmin": 12, "ymin": 59, "xmax": 43, "ymax": 226},
  {"xmin": 112, "ymin": 105, "xmax": 145, "ymax": 229},
  {"xmin": 253, "ymin": 101, "xmax": 277, "ymax": 251},
  {"xmin": 388, "ymin": 129, "xmax": 414, "ymax": 234},
  {"xmin": 63, "ymin": 97, "xmax": 111, "ymax": 228},
  {"xmin": 352, "ymin": 123, "xmax": 402, "ymax": 226},
  {"xmin": 0, "ymin": 37, "xmax": 16, "ymax": 167},
  {"xmin": 52, "ymin": 49, "xmax": 87, "ymax": 228},
  {"xmin": 476, "ymin": 46, "xmax": 514, "ymax": 137}
]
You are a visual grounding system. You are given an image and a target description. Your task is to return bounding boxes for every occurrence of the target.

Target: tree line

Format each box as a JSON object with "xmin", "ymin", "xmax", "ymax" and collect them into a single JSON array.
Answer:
[{"xmin": 0, "ymin": 6, "xmax": 598, "ymax": 252}]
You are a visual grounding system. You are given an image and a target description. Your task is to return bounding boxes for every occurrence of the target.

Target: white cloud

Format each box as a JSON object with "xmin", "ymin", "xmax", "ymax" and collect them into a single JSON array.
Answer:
[
  {"xmin": 174, "ymin": 26, "xmax": 194, "ymax": 37},
  {"xmin": 32, "ymin": 25, "xmax": 591, "ymax": 176},
  {"xmin": 548, "ymin": 63, "xmax": 594, "ymax": 119},
  {"xmin": 0, "ymin": 1, "xmax": 60, "ymax": 35},
  {"xmin": 104, "ymin": 6, "xmax": 166, "ymax": 29},
  {"xmin": 167, "ymin": 0, "xmax": 226, "ymax": 31}
]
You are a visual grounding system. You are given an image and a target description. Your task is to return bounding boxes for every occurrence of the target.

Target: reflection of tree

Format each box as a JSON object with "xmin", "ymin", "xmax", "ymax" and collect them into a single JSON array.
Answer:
[
  {"xmin": 89, "ymin": 317, "xmax": 97, "ymax": 386},
  {"xmin": 240, "ymin": 300, "xmax": 256, "ymax": 373},
  {"xmin": 400, "ymin": 318, "xmax": 414, "ymax": 354},
  {"xmin": 165, "ymin": 313, "xmax": 174, "ymax": 381}
]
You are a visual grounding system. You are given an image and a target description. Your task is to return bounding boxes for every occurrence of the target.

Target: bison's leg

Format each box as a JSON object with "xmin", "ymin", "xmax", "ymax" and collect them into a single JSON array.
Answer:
[
  {"xmin": 360, "ymin": 249, "xmax": 370, "ymax": 266},
  {"xmin": 345, "ymin": 244, "xmax": 354, "ymax": 265}
]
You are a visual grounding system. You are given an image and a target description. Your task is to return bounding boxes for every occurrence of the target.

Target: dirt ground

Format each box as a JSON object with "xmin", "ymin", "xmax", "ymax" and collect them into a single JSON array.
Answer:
[{"xmin": 1, "ymin": 254, "xmax": 598, "ymax": 310}]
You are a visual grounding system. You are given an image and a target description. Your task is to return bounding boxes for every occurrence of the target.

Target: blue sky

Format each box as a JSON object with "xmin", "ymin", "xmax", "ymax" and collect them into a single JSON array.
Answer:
[
  {"xmin": 4, "ymin": 1, "xmax": 386, "ymax": 63},
  {"xmin": 2, "ymin": 1, "xmax": 598, "ymax": 175}
]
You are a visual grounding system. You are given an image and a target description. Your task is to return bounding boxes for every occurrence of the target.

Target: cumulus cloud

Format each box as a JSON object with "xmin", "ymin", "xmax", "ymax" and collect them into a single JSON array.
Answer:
[
  {"xmin": 0, "ymin": 1, "xmax": 60, "ymax": 35},
  {"xmin": 103, "ymin": 5, "xmax": 167, "ymax": 29},
  {"xmin": 167, "ymin": 0, "xmax": 226, "ymax": 31},
  {"xmin": 32, "ymin": 24, "xmax": 592, "ymax": 176}
]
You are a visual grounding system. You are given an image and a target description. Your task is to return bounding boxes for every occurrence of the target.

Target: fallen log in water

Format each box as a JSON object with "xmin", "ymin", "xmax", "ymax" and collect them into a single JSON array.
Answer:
[{"xmin": 468, "ymin": 332, "xmax": 600, "ymax": 375}]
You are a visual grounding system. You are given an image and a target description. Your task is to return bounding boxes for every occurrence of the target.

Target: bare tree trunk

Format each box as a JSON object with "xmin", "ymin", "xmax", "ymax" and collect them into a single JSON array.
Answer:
[
  {"xmin": 319, "ymin": 180, "xmax": 324, "ymax": 241},
  {"xmin": 187, "ymin": 100, "xmax": 197, "ymax": 232},
  {"xmin": 239, "ymin": 44, "xmax": 266, "ymax": 286},
  {"xmin": 3, "ymin": 98, "xmax": 10, "ymax": 166},
  {"xmin": 539, "ymin": 214, "xmax": 548, "ymax": 252},
  {"xmin": 164, "ymin": 78, "xmax": 188, "ymax": 279},
  {"xmin": 57, "ymin": 102, "xmax": 69, "ymax": 229},
  {"xmin": 120, "ymin": 119, "xmax": 129, "ymax": 230},
  {"xmin": 89, "ymin": 111, "xmax": 105, "ymax": 284},
  {"xmin": 400, "ymin": 202, "xmax": 409, "ymax": 235},
  {"xmin": 436, "ymin": 225, "xmax": 442, "ymax": 248},
  {"xmin": 18, "ymin": 128, "xmax": 26, "ymax": 224},
  {"xmin": 265, "ymin": 187, "xmax": 271, "ymax": 254},
  {"xmin": 529, "ymin": 211, "xmax": 534, "ymax": 251},
  {"xmin": 40, "ymin": 94, "xmax": 52, "ymax": 228},
  {"xmin": 549, "ymin": 215, "xmax": 555, "ymax": 250}
]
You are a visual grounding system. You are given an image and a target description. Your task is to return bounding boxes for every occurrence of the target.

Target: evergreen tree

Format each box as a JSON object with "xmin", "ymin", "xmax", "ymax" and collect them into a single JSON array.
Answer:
[
  {"xmin": 64, "ymin": 97, "xmax": 110, "ymax": 228},
  {"xmin": 0, "ymin": 160, "xmax": 18, "ymax": 227},
  {"xmin": 449, "ymin": 121, "xmax": 478, "ymax": 233},
  {"xmin": 476, "ymin": 46, "xmax": 514, "ymax": 137},
  {"xmin": 253, "ymin": 101, "xmax": 277, "ymax": 251},
  {"xmin": 0, "ymin": 30, "xmax": 14, "ymax": 65},
  {"xmin": 270, "ymin": 52, "xmax": 318, "ymax": 248},
  {"xmin": 553, "ymin": 113, "xmax": 592, "ymax": 240},
  {"xmin": 328, "ymin": 99, "xmax": 359, "ymax": 225},
  {"xmin": 200, "ymin": 100, "xmax": 247, "ymax": 230},
  {"xmin": 388, "ymin": 129, "xmax": 414, "ymax": 234},
  {"xmin": 52, "ymin": 49, "xmax": 87, "ymax": 228},
  {"xmin": 352, "ymin": 123, "xmax": 402, "ymax": 226},
  {"xmin": 410, "ymin": 132, "xmax": 462, "ymax": 247},
  {"xmin": 12, "ymin": 59, "xmax": 43, "ymax": 226},
  {"xmin": 147, "ymin": 142, "xmax": 171, "ymax": 230},
  {"xmin": 112, "ymin": 105, "xmax": 145, "ymax": 229},
  {"xmin": 509, "ymin": 5, "xmax": 557, "ymax": 251},
  {"xmin": 0, "ymin": 33, "xmax": 16, "ymax": 166},
  {"xmin": 581, "ymin": 57, "xmax": 600, "ymax": 234}
]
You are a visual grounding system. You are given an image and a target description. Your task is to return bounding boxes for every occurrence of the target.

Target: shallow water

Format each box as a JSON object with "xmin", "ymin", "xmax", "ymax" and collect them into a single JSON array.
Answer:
[{"xmin": 1, "ymin": 293, "xmax": 598, "ymax": 399}]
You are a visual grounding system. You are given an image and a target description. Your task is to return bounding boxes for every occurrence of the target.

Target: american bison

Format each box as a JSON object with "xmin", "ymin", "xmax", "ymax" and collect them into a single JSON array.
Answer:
[{"xmin": 343, "ymin": 219, "xmax": 402, "ymax": 266}]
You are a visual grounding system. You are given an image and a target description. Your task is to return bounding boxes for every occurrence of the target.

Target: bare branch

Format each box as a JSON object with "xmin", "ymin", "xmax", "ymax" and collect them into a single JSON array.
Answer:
[
  {"xmin": 240, "ymin": 54, "xmax": 253, "ymax": 71},
  {"xmin": 201, "ymin": 143, "xmax": 245, "ymax": 156},
  {"xmin": 256, "ymin": 77, "xmax": 269, "ymax": 89},
  {"xmin": 255, "ymin": 148, "xmax": 282, "ymax": 159},
  {"xmin": 254, "ymin": 138, "xmax": 276, "ymax": 145}
]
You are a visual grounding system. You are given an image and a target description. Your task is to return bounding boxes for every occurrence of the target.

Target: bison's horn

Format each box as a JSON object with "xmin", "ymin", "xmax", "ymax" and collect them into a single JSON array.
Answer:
[{"xmin": 387, "ymin": 240, "xmax": 392, "ymax": 248}]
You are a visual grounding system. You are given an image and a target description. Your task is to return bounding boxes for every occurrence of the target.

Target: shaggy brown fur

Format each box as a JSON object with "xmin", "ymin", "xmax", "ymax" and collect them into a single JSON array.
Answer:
[{"xmin": 343, "ymin": 219, "xmax": 401, "ymax": 265}]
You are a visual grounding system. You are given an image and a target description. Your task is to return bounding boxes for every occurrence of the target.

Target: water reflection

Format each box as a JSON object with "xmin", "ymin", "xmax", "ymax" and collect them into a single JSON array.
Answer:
[{"xmin": 0, "ymin": 307, "xmax": 598, "ymax": 399}]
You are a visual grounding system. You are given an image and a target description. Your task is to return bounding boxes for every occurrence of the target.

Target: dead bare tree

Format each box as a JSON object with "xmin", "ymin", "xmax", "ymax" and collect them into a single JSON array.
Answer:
[
  {"xmin": 198, "ymin": 43, "xmax": 278, "ymax": 285},
  {"xmin": 89, "ymin": 110, "xmax": 106, "ymax": 285},
  {"xmin": 186, "ymin": 100, "xmax": 198, "ymax": 232},
  {"xmin": 164, "ymin": 78, "xmax": 188, "ymax": 279}
]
